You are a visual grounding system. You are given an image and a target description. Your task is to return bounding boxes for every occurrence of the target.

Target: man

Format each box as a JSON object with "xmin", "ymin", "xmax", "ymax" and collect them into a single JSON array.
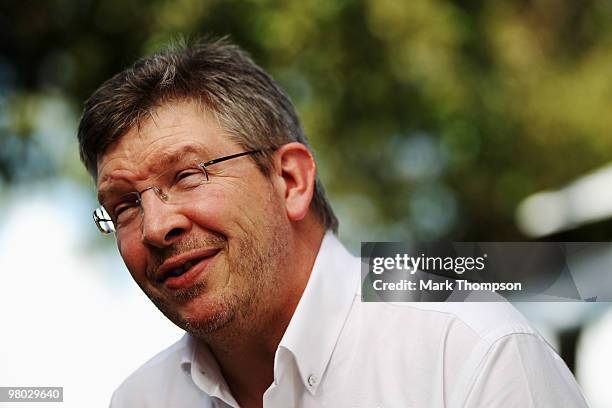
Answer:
[{"xmin": 78, "ymin": 39, "xmax": 588, "ymax": 407}]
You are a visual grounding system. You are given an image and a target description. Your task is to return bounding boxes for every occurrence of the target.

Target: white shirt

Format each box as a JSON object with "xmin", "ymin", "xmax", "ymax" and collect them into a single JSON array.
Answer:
[{"xmin": 110, "ymin": 232, "xmax": 589, "ymax": 407}]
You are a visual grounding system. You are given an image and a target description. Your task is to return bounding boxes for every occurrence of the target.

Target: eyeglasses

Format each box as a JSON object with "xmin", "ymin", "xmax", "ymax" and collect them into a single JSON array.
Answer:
[{"xmin": 93, "ymin": 150, "xmax": 262, "ymax": 235}]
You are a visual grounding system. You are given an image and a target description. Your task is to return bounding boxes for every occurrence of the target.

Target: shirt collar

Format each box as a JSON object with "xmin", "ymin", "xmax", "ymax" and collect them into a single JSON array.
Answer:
[
  {"xmin": 180, "ymin": 334, "xmax": 239, "ymax": 406},
  {"xmin": 180, "ymin": 231, "xmax": 359, "ymax": 398},
  {"xmin": 277, "ymin": 231, "xmax": 359, "ymax": 394}
]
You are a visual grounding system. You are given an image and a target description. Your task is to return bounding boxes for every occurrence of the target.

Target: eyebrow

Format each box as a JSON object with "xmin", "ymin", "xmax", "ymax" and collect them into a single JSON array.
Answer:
[
  {"xmin": 97, "ymin": 145, "xmax": 207, "ymax": 205},
  {"xmin": 148, "ymin": 145, "xmax": 203, "ymax": 173}
]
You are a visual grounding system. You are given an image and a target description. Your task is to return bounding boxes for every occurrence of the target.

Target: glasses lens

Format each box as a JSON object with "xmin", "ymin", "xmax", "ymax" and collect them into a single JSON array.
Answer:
[{"xmin": 93, "ymin": 206, "xmax": 115, "ymax": 234}]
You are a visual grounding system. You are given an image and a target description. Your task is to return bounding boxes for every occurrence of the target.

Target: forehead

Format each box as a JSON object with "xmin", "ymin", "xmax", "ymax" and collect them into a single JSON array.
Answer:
[{"xmin": 97, "ymin": 101, "xmax": 235, "ymax": 183}]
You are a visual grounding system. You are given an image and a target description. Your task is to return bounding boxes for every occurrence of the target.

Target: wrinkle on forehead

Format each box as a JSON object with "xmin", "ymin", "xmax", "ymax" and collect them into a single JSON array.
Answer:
[
  {"xmin": 148, "ymin": 144, "xmax": 204, "ymax": 172},
  {"xmin": 96, "ymin": 100, "xmax": 231, "ymax": 191},
  {"xmin": 97, "ymin": 144, "xmax": 209, "ymax": 205},
  {"xmin": 98, "ymin": 100, "xmax": 224, "ymax": 161}
]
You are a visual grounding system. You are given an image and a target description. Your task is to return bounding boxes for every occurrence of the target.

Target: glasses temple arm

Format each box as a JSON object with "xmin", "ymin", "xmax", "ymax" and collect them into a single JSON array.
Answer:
[{"xmin": 201, "ymin": 150, "xmax": 263, "ymax": 167}]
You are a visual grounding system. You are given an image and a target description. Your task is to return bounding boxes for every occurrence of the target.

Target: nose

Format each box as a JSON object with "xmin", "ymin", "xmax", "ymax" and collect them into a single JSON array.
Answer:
[{"xmin": 139, "ymin": 189, "xmax": 191, "ymax": 248}]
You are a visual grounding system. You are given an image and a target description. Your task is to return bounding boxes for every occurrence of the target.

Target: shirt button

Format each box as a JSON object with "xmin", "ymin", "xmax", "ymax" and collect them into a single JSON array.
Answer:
[{"xmin": 307, "ymin": 374, "xmax": 317, "ymax": 387}]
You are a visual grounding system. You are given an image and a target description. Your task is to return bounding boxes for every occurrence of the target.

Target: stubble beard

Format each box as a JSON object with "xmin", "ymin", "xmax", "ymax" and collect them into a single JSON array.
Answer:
[{"xmin": 145, "ymin": 218, "xmax": 289, "ymax": 339}]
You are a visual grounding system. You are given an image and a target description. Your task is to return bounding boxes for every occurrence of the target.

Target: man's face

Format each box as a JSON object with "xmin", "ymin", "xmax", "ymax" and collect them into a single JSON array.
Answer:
[{"xmin": 96, "ymin": 101, "xmax": 290, "ymax": 336}]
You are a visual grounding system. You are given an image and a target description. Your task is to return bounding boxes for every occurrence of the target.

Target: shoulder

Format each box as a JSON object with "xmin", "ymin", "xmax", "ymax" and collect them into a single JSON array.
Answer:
[
  {"xmin": 120, "ymin": 334, "xmax": 189, "ymax": 386},
  {"xmin": 354, "ymin": 299, "xmax": 539, "ymax": 381},
  {"xmin": 406, "ymin": 300, "xmax": 535, "ymax": 341},
  {"xmin": 359, "ymin": 298, "xmax": 536, "ymax": 345},
  {"xmin": 110, "ymin": 335, "xmax": 195, "ymax": 407},
  {"xmin": 354, "ymin": 300, "xmax": 587, "ymax": 407}
]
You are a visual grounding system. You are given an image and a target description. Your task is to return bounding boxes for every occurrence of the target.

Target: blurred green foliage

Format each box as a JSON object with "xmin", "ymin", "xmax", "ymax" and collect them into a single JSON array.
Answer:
[{"xmin": 2, "ymin": 0, "xmax": 612, "ymax": 241}]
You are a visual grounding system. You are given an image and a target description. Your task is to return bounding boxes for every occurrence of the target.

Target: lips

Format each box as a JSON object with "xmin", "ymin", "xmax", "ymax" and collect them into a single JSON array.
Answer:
[
  {"xmin": 155, "ymin": 248, "xmax": 221, "ymax": 290},
  {"xmin": 165, "ymin": 259, "xmax": 200, "ymax": 279}
]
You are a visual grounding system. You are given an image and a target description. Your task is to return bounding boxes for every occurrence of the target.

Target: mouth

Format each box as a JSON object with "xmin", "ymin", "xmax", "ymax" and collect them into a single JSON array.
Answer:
[{"xmin": 156, "ymin": 248, "xmax": 221, "ymax": 290}]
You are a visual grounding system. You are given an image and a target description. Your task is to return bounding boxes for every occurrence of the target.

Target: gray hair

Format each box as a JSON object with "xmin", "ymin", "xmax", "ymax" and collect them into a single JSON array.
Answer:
[{"xmin": 77, "ymin": 38, "xmax": 338, "ymax": 232}]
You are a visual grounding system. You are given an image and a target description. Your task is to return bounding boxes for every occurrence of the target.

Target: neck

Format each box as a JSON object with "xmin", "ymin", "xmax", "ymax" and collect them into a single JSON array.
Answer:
[{"xmin": 199, "ymin": 219, "xmax": 326, "ymax": 407}]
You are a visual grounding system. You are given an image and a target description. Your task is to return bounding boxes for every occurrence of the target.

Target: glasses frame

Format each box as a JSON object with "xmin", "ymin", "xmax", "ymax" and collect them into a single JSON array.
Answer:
[{"xmin": 93, "ymin": 149, "xmax": 263, "ymax": 234}]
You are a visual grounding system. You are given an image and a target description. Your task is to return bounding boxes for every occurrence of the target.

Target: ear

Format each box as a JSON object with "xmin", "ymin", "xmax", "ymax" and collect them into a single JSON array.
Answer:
[{"xmin": 272, "ymin": 142, "xmax": 316, "ymax": 223}]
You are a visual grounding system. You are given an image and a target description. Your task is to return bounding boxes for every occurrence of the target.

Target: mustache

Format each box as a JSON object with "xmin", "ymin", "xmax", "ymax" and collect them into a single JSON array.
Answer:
[{"xmin": 146, "ymin": 234, "xmax": 227, "ymax": 280}]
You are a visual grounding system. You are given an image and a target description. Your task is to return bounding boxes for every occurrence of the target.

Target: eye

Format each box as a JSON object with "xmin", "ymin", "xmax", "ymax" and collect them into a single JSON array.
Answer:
[
  {"xmin": 112, "ymin": 194, "xmax": 141, "ymax": 222},
  {"xmin": 114, "ymin": 201, "xmax": 137, "ymax": 216},
  {"xmin": 177, "ymin": 169, "xmax": 200, "ymax": 181},
  {"xmin": 175, "ymin": 168, "xmax": 207, "ymax": 188}
]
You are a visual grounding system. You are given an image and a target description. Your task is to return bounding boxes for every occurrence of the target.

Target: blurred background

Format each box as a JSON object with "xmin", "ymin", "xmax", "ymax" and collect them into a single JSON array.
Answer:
[{"xmin": 2, "ymin": 0, "xmax": 612, "ymax": 406}]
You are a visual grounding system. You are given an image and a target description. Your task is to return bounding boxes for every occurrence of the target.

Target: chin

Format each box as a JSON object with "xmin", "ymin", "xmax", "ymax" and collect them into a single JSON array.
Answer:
[
  {"xmin": 178, "ymin": 307, "xmax": 236, "ymax": 336},
  {"xmin": 165, "ymin": 293, "xmax": 238, "ymax": 336}
]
